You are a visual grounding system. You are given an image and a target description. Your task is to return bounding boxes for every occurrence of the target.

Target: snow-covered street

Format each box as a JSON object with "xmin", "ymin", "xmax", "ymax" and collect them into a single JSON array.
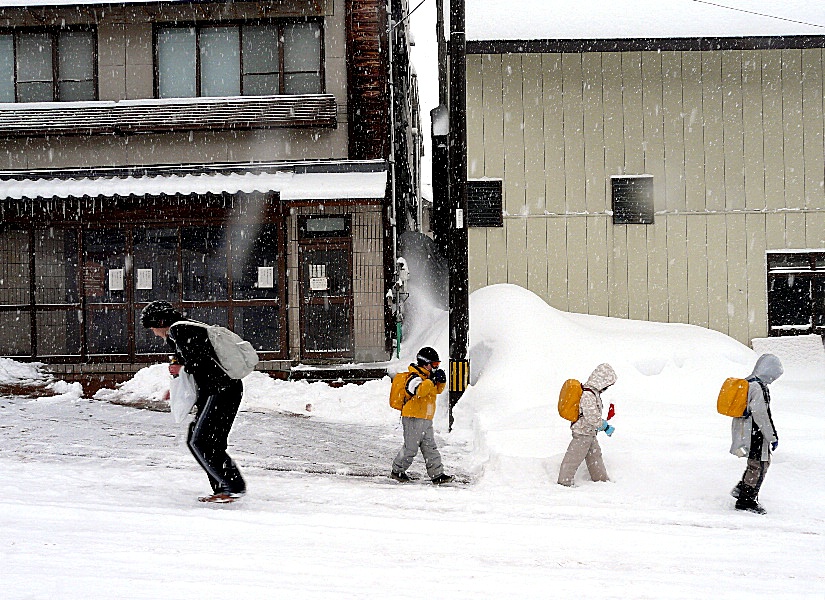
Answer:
[
  {"xmin": 4, "ymin": 393, "xmax": 820, "ymax": 600},
  {"xmin": 2, "ymin": 285, "xmax": 823, "ymax": 599}
]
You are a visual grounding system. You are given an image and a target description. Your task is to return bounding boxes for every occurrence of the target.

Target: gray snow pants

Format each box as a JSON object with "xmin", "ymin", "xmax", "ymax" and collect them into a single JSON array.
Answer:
[
  {"xmin": 392, "ymin": 416, "xmax": 444, "ymax": 479},
  {"xmin": 557, "ymin": 433, "xmax": 609, "ymax": 486},
  {"xmin": 741, "ymin": 456, "xmax": 770, "ymax": 491}
]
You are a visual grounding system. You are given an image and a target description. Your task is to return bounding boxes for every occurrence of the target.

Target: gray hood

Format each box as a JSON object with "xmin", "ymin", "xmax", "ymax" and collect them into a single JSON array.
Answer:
[
  {"xmin": 584, "ymin": 363, "xmax": 617, "ymax": 392},
  {"xmin": 748, "ymin": 353, "xmax": 783, "ymax": 384}
]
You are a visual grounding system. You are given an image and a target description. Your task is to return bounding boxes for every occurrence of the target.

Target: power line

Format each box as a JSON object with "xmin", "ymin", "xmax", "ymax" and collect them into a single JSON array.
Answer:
[
  {"xmin": 391, "ymin": 0, "xmax": 430, "ymax": 32},
  {"xmin": 690, "ymin": 0, "xmax": 825, "ymax": 30}
]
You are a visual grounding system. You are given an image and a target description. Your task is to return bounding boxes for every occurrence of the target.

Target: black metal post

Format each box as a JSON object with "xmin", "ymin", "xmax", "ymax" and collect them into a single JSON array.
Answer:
[
  {"xmin": 448, "ymin": 0, "xmax": 468, "ymax": 430},
  {"xmin": 431, "ymin": 0, "xmax": 450, "ymax": 259}
]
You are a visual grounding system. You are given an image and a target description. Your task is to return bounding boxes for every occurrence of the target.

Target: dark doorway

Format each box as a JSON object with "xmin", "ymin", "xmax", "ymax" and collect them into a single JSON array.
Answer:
[{"xmin": 298, "ymin": 215, "xmax": 354, "ymax": 358}]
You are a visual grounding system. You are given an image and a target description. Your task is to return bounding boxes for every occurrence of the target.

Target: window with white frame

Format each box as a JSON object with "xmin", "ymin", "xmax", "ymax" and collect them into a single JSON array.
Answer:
[
  {"xmin": 0, "ymin": 29, "xmax": 96, "ymax": 102},
  {"xmin": 155, "ymin": 21, "xmax": 323, "ymax": 99}
]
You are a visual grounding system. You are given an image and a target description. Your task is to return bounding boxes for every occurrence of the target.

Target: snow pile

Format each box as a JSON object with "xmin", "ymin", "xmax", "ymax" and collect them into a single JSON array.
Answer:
[
  {"xmin": 94, "ymin": 363, "xmax": 399, "ymax": 427},
  {"xmin": 447, "ymin": 284, "xmax": 762, "ymax": 487},
  {"xmin": 752, "ymin": 334, "xmax": 825, "ymax": 385},
  {"xmin": 0, "ymin": 357, "xmax": 83, "ymax": 401},
  {"xmin": 0, "ymin": 357, "xmax": 47, "ymax": 385},
  {"xmin": 241, "ymin": 371, "xmax": 397, "ymax": 426},
  {"xmin": 94, "ymin": 363, "xmax": 171, "ymax": 406}
]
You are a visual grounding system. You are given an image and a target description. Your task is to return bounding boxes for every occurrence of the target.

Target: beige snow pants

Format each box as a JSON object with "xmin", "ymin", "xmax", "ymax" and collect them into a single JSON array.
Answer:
[{"xmin": 558, "ymin": 433, "xmax": 609, "ymax": 486}]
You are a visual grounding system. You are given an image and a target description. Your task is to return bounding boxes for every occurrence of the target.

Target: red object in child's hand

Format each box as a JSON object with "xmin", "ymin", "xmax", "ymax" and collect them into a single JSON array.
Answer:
[{"xmin": 607, "ymin": 403, "xmax": 615, "ymax": 420}]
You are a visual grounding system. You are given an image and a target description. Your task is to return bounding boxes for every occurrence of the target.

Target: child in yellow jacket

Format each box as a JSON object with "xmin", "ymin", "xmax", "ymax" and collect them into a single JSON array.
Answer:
[{"xmin": 391, "ymin": 346, "xmax": 453, "ymax": 484}]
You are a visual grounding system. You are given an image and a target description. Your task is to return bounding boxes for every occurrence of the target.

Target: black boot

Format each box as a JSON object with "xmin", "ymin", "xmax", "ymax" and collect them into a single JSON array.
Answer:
[
  {"xmin": 390, "ymin": 470, "xmax": 411, "ymax": 482},
  {"xmin": 735, "ymin": 484, "xmax": 766, "ymax": 514},
  {"xmin": 730, "ymin": 481, "xmax": 744, "ymax": 499}
]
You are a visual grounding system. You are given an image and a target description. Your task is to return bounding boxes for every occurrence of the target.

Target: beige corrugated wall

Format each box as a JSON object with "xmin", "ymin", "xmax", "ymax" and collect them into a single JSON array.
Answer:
[{"xmin": 466, "ymin": 48, "xmax": 825, "ymax": 344}]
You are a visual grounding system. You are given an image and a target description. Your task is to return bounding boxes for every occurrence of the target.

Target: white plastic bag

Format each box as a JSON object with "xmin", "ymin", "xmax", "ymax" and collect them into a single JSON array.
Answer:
[{"xmin": 169, "ymin": 368, "xmax": 197, "ymax": 424}]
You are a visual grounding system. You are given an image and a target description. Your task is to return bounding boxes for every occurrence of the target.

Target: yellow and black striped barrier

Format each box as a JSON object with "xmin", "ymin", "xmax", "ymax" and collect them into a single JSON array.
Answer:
[{"xmin": 450, "ymin": 359, "xmax": 470, "ymax": 393}]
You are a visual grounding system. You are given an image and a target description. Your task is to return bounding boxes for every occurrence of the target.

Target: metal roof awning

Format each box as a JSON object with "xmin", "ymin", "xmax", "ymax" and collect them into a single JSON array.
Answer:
[{"xmin": 0, "ymin": 161, "xmax": 388, "ymax": 202}]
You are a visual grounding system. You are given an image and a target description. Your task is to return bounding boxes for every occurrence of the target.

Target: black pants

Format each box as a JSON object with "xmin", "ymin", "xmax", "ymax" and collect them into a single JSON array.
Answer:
[{"xmin": 187, "ymin": 380, "xmax": 246, "ymax": 495}]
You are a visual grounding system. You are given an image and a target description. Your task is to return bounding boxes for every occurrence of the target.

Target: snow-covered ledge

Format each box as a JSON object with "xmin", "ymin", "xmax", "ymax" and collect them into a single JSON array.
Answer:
[{"xmin": 0, "ymin": 94, "xmax": 337, "ymax": 136}]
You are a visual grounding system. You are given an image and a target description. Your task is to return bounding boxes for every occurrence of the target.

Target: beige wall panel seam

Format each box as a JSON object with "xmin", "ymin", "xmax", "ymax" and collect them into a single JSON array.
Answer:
[
  {"xmin": 784, "ymin": 212, "xmax": 807, "ymax": 249},
  {"xmin": 762, "ymin": 50, "xmax": 785, "ymax": 210},
  {"xmin": 566, "ymin": 217, "xmax": 588, "ymax": 313},
  {"xmin": 520, "ymin": 54, "xmax": 546, "ymax": 216},
  {"xmin": 502, "ymin": 53, "xmax": 527, "ymax": 217},
  {"xmin": 641, "ymin": 51, "xmax": 666, "ymax": 213},
  {"xmin": 641, "ymin": 53, "xmax": 668, "ymax": 323},
  {"xmin": 586, "ymin": 215, "xmax": 609, "ymax": 316},
  {"xmin": 467, "ymin": 54, "xmax": 486, "ymax": 179},
  {"xmin": 647, "ymin": 220, "xmax": 669, "ymax": 323},
  {"xmin": 802, "ymin": 48, "xmax": 825, "ymax": 211},
  {"xmin": 782, "ymin": 49, "xmax": 805, "ymax": 211},
  {"xmin": 481, "ymin": 54, "xmax": 505, "ymax": 180},
  {"xmin": 666, "ymin": 214, "xmax": 689, "ymax": 324},
  {"xmin": 468, "ymin": 229, "xmax": 488, "ymax": 292},
  {"xmin": 686, "ymin": 215, "xmax": 709, "ymax": 328},
  {"xmin": 702, "ymin": 52, "xmax": 725, "ymax": 212},
  {"xmin": 725, "ymin": 212, "xmax": 749, "ymax": 342},
  {"xmin": 682, "ymin": 51, "xmax": 706, "ymax": 213},
  {"xmin": 806, "ymin": 212, "xmax": 825, "ymax": 250},
  {"xmin": 764, "ymin": 211, "xmax": 786, "ymax": 250},
  {"xmin": 526, "ymin": 217, "xmax": 549, "ymax": 302},
  {"xmin": 602, "ymin": 52, "xmax": 626, "ymax": 184},
  {"xmin": 547, "ymin": 218, "xmax": 569, "ymax": 311},
  {"xmin": 542, "ymin": 53, "xmax": 566, "ymax": 214},
  {"xmin": 661, "ymin": 51, "xmax": 686, "ymax": 213},
  {"xmin": 742, "ymin": 49, "xmax": 766, "ymax": 211},
  {"xmin": 608, "ymin": 228, "xmax": 629, "ymax": 319},
  {"xmin": 621, "ymin": 51, "xmax": 645, "ymax": 174},
  {"xmin": 487, "ymin": 226, "xmax": 508, "ymax": 284},
  {"xmin": 506, "ymin": 219, "xmax": 529, "ymax": 288},
  {"xmin": 721, "ymin": 50, "xmax": 746, "ymax": 211},
  {"xmin": 562, "ymin": 53, "xmax": 586, "ymax": 213},
  {"xmin": 626, "ymin": 226, "xmax": 649, "ymax": 320},
  {"xmin": 745, "ymin": 212, "xmax": 768, "ymax": 341},
  {"xmin": 583, "ymin": 52, "xmax": 607, "ymax": 214}
]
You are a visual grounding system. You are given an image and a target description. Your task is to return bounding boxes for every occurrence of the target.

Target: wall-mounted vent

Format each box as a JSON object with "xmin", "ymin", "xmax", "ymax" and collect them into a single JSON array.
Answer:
[
  {"xmin": 611, "ymin": 175, "xmax": 654, "ymax": 224},
  {"xmin": 467, "ymin": 179, "xmax": 503, "ymax": 227}
]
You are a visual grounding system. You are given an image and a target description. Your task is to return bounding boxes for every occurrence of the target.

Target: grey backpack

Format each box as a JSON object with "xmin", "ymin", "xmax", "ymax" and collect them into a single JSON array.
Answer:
[{"xmin": 172, "ymin": 321, "xmax": 259, "ymax": 379}]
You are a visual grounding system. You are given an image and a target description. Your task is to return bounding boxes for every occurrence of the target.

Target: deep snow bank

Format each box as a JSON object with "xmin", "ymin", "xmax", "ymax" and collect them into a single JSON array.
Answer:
[{"xmin": 450, "ymin": 284, "xmax": 760, "ymax": 483}]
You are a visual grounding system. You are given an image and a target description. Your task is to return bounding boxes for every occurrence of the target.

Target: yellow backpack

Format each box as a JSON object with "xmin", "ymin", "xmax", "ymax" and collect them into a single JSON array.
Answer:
[
  {"xmin": 717, "ymin": 377, "xmax": 750, "ymax": 417},
  {"xmin": 389, "ymin": 371, "xmax": 414, "ymax": 411},
  {"xmin": 558, "ymin": 379, "xmax": 583, "ymax": 421}
]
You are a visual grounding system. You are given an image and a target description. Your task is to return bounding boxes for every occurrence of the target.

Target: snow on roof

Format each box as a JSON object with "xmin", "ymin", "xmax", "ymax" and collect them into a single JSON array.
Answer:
[
  {"xmin": 0, "ymin": 169, "xmax": 388, "ymax": 201},
  {"xmin": 0, "ymin": 0, "xmax": 194, "ymax": 7},
  {"xmin": 466, "ymin": 0, "xmax": 825, "ymax": 41}
]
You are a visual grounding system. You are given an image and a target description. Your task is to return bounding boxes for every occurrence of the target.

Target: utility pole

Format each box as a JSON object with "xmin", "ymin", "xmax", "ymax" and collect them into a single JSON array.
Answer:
[
  {"xmin": 430, "ymin": 0, "xmax": 449, "ymax": 260},
  {"xmin": 448, "ymin": 0, "xmax": 468, "ymax": 430}
]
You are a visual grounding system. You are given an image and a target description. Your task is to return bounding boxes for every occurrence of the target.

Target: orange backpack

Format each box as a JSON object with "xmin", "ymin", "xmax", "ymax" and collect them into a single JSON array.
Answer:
[
  {"xmin": 389, "ymin": 371, "xmax": 414, "ymax": 411},
  {"xmin": 558, "ymin": 379, "xmax": 583, "ymax": 421},
  {"xmin": 717, "ymin": 377, "xmax": 750, "ymax": 417}
]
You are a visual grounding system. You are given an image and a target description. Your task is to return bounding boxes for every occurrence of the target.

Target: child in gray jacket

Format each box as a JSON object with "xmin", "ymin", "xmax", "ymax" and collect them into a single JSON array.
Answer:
[{"xmin": 730, "ymin": 353, "xmax": 782, "ymax": 514}]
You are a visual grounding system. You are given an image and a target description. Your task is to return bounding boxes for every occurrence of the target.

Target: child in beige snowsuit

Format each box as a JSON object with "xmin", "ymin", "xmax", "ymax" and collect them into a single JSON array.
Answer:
[{"xmin": 557, "ymin": 363, "xmax": 616, "ymax": 486}]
